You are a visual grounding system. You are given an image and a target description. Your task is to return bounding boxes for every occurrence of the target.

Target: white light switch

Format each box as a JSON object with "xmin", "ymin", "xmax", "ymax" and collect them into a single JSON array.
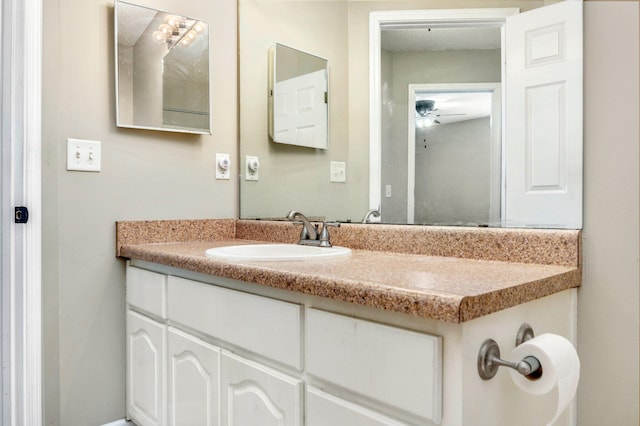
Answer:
[
  {"xmin": 66, "ymin": 138, "xmax": 101, "ymax": 172},
  {"xmin": 216, "ymin": 153, "xmax": 231, "ymax": 180},
  {"xmin": 330, "ymin": 161, "xmax": 346, "ymax": 183}
]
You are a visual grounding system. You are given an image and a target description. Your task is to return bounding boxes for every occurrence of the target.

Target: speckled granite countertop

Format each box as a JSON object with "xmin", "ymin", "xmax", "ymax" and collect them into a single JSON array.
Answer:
[{"xmin": 116, "ymin": 219, "xmax": 581, "ymax": 323}]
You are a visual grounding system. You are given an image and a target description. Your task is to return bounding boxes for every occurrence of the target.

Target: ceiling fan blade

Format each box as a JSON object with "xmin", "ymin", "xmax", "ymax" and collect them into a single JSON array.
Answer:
[{"xmin": 436, "ymin": 113, "xmax": 467, "ymax": 116}]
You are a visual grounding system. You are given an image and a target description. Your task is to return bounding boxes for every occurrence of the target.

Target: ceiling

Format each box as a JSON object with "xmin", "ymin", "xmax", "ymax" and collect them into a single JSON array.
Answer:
[
  {"xmin": 382, "ymin": 26, "xmax": 501, "ymax": 52},
  {"xmin": 117, "ymin": 2, "xmax": 157, "ymax": 46},
  {"xmin": 383, "ymin": 26, "xmax": 500, "ymax": 125}
]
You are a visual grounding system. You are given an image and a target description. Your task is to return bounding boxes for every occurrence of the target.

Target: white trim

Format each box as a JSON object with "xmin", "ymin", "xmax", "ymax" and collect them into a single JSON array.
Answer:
[
  {"xmin": 369, "ymin": 8, "xmax": 519, "ymax": 220},
  {"xmin": 24, "ymin": 0, "xmax": 43, "ymax": 423},
  {"xmin": 1, "ymin": 0, "xmax": 42, "ymax": 424},
  {"xmin": 407, "ymin": 83, "xmax": 502, "ymax": 225}
]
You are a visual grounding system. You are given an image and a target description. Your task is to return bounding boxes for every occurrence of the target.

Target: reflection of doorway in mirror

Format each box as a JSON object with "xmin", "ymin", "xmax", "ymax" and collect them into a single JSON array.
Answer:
[{"xmin": 407, "ymin": 84, "xmax": 502, "ymax": 226}]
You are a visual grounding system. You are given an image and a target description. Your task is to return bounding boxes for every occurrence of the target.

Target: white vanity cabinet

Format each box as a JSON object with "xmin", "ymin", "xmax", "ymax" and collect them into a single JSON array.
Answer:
[
  {"xmin": 126, "ymin": 264, "xmax": 443, "ymax": 425},
  {"xmin": 126, "ymin": 262, "xmax": 576, "ymax": 425},
  {"xmin": 126, "ymin": 266, "xmax": 306, "ymax": 426}
]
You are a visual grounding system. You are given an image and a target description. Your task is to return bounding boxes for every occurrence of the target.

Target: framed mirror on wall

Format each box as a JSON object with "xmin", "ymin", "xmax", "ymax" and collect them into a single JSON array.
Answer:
[{"xmin": 115, "ymin": 0, "xmax": 211, "ymax": 134}]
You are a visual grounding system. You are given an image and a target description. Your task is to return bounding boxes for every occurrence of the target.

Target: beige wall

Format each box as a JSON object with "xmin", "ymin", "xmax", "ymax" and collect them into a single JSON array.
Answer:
[
  {"xmin": 42, "ymin": 0, "xmax": 237, "ymax": 424},
  {"xmin": 580, "ymin": 2, "xmax": 639, "ymax": 424},
  {"xmin": 415, "ymin": 118, "xmax": 492, "ymax": 225},
  {"xmin": 41, "ymin": 1, "xmax": 639, "ymax": 425},
  {"xmin": 239, "ymin": 0, "xmax": 355, "ymax": 221}
]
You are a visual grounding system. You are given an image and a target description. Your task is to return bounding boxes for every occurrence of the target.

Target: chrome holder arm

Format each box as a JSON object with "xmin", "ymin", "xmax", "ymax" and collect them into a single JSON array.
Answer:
[{"xmin": 477, "ymin": 324, "xmax": 542, "ymax": 380}]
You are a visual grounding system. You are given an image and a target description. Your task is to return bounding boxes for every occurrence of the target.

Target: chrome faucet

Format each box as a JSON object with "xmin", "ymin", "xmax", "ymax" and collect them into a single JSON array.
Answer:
[
  {"xmin": 362, "ymin": 209, "xmax": 381, "ymax": 223},
  {"xmin": 287, "ymin": 210, "xmax": 339, "ymax": 247}
]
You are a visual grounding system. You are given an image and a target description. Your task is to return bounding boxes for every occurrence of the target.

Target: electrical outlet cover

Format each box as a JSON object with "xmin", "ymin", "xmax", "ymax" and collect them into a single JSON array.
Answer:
[{"xmin": 330, "ymin": 161, "xmax": 346, "ymax": 183}]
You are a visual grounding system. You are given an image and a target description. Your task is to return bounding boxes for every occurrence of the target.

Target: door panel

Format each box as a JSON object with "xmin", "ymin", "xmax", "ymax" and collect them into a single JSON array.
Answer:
[{"xmin": 505, "ymin": 1, "xmax": 583, "ymax": 228}]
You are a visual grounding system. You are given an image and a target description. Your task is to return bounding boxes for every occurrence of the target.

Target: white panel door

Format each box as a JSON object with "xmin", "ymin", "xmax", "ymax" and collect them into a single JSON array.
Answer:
[
  {"xmin": 273, "ymin": 69, "xmax": 327, "ymax": 149},
  {"xmin": 127, "ymin": 310, "xmax": 166, "ymax": 426},
  {"xmin": 220, "ymin": 351, "xmax": 302, "ymax": 426},
  {"xmin": 505, "ymin": 1, "xmax": 583, "ymax": 228},
  {"xmin": 167, "ymin": 327, "xmax": 220, "ymax": 426}
]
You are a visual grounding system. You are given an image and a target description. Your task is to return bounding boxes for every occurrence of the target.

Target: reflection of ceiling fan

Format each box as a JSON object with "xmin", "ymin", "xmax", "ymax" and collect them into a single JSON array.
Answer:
[{"xmin": 415, "ymin": 99, "xmax": 465, "ymax": 126}]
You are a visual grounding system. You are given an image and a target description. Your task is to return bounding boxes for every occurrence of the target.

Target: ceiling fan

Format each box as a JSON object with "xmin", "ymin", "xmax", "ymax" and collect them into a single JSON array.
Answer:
[{"xmin": 415, "ymin": 99, "xmax": 465, "ymax": 126}]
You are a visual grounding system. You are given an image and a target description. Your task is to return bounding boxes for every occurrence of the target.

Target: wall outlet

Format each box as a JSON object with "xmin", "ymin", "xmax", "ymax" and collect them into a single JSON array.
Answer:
[
  {"xmin": 385, "ymin": 185, "xmax": 392, "ymax": 198},
  {"xmin": 66, "ymin": 138, "xmax": 101, "ymax": 172},
  {"xmin": 245, "ymin": 156, "xmax": 260, "ymax": 181},
  {"xmin": 216, "ymin": 153, "xmax": 231, "ymax": 180},
  {"xmin": 330, "ymin": 161, "xmax": 346, "ymax": 183}
]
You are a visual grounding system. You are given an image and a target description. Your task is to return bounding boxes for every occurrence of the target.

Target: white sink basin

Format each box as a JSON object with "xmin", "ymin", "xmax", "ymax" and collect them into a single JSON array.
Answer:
[{"xmin": 205, "ymin": 243, "xmax": 352, "ymax": 261}]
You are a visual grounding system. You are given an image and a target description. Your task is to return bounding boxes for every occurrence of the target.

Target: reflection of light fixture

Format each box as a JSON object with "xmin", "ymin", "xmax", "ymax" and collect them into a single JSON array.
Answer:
[
  {"xmin": 415, "ymin": 99, "xmax": 440, "ymax": 127},
  {"xmin": 417, "ymin": 116, "xmax": 436, "ymax": 128},
  {"xmin": 152, "ymin": 14, "xmax": 203, "ymax": 48}
]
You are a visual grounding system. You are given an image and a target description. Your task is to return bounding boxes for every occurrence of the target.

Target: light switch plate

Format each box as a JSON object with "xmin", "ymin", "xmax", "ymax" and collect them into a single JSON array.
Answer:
[
  {"xmin": 330, "ymin": 161, "xmax": 346, "ymax": 183},
  {"xmin": 66, "ymin": 138, "xmax": 101, "ymax": 172}
]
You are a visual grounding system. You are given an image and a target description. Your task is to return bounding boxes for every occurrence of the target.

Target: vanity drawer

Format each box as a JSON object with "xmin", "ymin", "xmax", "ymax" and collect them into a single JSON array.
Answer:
[
  {"xmin": 126, "ymin": 266, "xmax": 167, "ymax": 318},
  {"xmin": 168, "ymin": 276, "xmax": 302, "ymax": 370},
  {"xmin": 306, "ymin": 308, "xmax": 442, "ymax": 424}
]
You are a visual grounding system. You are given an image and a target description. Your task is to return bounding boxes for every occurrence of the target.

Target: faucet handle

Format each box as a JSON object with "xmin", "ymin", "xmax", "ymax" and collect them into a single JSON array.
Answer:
[
  {"xmin": 319, "ymin": 222, "xmax": 340, "ymax": 247},
  {"xmin": 291, "ymin": 220, "xmax": 318, "ymax": 240}
]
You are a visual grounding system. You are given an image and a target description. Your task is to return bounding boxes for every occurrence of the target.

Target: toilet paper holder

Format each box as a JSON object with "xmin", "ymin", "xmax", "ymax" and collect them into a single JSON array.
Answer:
[{"xmin": 478, "ymin": 323, "xmax": 543, "ymax": 380}]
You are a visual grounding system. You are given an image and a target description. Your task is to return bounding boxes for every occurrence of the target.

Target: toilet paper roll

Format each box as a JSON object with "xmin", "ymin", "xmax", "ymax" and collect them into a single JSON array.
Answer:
[{"xmin": 509, "ymin": 333, "xmax": 580, "ymax": 426}]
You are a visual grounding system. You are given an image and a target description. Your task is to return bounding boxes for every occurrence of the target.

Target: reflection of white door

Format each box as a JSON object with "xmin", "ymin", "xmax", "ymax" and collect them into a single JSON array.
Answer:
[
  {"xmin": 274, "ymin": 69, "xmax": 327, "ymax": 149},
  {"xmin": 504, "ymin": 1, "xmax": 582, "ymax": 228}
]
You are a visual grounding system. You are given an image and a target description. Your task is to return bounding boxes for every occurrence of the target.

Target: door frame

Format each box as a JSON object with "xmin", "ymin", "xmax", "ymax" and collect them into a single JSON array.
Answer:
[
  {"xmin": 369, "ymin": 8, "xmax": 518, "ymax": 219},
  {"xmin": 407, "ymin": 83, "xmax": 502, "ymax": 225},
  {"xmin": 1, "ymin": 0, "xmax": 43, "ymax": 424}
]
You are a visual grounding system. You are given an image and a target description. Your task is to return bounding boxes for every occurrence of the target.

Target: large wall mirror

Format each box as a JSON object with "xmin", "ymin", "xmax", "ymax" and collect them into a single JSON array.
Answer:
[
  {"xmin": 115, "ymin": 1, "xmax": 211, "ymax": 134},
  {"xmin": 239, "ymin": 0, "xmax": 583, "ymax": 228}
]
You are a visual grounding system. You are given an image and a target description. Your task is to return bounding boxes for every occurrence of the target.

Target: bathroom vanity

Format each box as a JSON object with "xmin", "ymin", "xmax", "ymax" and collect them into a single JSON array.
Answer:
[{"xmin": 118, "ymin": 219, "xmax": 580, "ymax": 426}]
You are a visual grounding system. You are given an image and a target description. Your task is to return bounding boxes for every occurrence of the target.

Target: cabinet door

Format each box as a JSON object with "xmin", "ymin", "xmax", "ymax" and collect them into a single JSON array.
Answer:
[
  {"xmin": 220, "ymin": 352, "xmax": 302, "ymax": 426},
  {"xmin": 127, "ymin": 310, "xmax": 166, "ymax": 426},
  {"xmin": 306, "ymin": 308, "xmax": 442, "ymax": 424},
  {"xmin": 306, "ymin": 387, "xmax": 407, "ymax": 426},
  {"xmin": 167, "ymin": 327, "xmax": 220, "ymax": 426}
]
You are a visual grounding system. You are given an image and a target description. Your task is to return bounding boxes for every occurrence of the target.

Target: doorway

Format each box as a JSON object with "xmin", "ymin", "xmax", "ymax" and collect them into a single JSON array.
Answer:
[{"xmin": 407, "ymin": 83, "xmax": 502, "ymax": 225}]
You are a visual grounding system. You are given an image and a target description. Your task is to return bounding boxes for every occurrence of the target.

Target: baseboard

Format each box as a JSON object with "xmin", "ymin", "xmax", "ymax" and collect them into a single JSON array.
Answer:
[{"xmin": 101, "ymin": 420, "xmax": 134, "ymax": 426}]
